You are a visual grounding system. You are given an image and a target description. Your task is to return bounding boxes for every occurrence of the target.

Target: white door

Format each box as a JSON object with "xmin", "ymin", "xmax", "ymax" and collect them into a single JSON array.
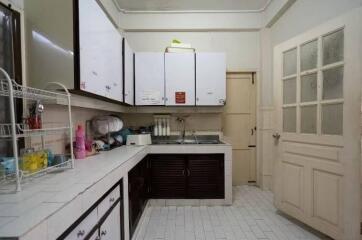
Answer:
[
  {"xmin": 196, "ymin": 53, "xmax": 226, "ymax": 106},
  {"xmin": 223, "ymin": 73, "xmax": 257, "ymax": 185},
  {"xmin": 135, "ymin": 52, "xmax": 165, "ymax": 105},
  {"xmin": 165, "ymin": 53, "xmax": 195, "ymax": 106},
  {"xmin": 273, "ymin": 11, "xmax": 361, "ymax": 240},
  {"xmin": 124, "ymin": 39, "xmax": 134, "ymax": 105},
  {"xmin": 99, "ymin": 202, "xmax": 121, "ymax": 240}
]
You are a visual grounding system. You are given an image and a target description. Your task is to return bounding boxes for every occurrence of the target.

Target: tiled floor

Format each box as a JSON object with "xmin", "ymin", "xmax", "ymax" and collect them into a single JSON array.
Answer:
[{"xmin": 133, "ymin": 186, "xmax": 330, "ymax": 240}]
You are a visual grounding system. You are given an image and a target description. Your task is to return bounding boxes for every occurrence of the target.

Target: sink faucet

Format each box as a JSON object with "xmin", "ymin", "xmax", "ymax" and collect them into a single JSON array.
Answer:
[{"xmin": 176, "ymin": 117, "xmax": 186, "ymax": 141}]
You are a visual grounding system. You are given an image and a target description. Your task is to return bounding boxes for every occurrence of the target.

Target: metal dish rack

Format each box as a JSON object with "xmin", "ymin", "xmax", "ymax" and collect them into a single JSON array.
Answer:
[{"xmin": 0, "ymin": 68, "xmax": 74, "ymax": 192}]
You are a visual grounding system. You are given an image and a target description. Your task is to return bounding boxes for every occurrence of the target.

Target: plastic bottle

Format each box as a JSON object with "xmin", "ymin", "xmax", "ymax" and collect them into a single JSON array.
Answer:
[
  {"xmin": 154, "ymin": 118, "xmax": 158, "ymax": 136},
  {"xmin": 166, "ymin": 118, "xmax": 170, "ymax": 136},
  {"xmin": 158, "ymin": 118, "xmax": 162, "ymax": 136},
  {"xmin": 75, "ymin": 125, "xmax": 86, "ymax": 159}
]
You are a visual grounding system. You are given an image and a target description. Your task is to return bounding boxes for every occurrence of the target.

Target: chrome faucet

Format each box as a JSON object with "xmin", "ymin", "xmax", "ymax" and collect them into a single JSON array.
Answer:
[{"xmin": 176, "ymin": 117, "xmax": 186, "ymax": 141}]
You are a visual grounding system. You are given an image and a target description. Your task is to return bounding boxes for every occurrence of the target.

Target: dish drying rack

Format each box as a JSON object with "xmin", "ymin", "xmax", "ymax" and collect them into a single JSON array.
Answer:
[{"xmin": 0, "ymin": 68, "xmax": 74, "ymax": 192}]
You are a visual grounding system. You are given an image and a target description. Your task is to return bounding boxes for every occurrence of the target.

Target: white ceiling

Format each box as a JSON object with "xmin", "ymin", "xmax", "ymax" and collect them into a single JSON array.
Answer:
[{"xmin": 115, "ymin": 0, "xmax": 271, "ymax": 12}]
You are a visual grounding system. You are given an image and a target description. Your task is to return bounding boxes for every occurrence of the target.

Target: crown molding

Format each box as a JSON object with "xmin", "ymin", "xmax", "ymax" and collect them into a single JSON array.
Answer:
[{"xmin": 113, "ymin": 0, "xmax": 272, "ymax": 14}]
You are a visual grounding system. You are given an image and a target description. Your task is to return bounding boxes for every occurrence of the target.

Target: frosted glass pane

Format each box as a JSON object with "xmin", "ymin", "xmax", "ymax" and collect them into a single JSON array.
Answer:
[
  {"xmin": 301, "ymin": 40, "xmax": 318, "ymax": 71},
  {"xmin": 283, "ymin": 48, "xmax": 297, "ymax": 77},
  {"xmin": 301, "ymin": 73, "xmax": 317, "ymax": 102},
  {"xmin": 323, "ymin": 66, "xmax": 343, "ymax": 100},
  {"xmin": 322, "ymin": 103, "xmax": 343, "ymax": 135},
  {"xmin": 323, "ymin": 29, "xmax": 344, "ymax": 65},
  {"xmin": 283, "ymin": 107, "xmax": 296, "ymax": 133},
  {"xmin": 301, "ymin": 105, "xmax": 317, "ymax": 134},
  {"xmin": 283, "ymin": 78, "xmax": 296, "ymax": 104}
]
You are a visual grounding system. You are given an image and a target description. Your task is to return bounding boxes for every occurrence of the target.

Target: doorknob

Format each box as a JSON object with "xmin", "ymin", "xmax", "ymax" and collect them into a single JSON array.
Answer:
[{"xmin": 272, "ymin": 133, "xmax": 281, "ymax": 140}]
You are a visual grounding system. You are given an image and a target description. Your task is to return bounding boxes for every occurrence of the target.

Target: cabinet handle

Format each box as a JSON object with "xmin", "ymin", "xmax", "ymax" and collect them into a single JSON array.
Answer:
[
  {"xmin": 109, "ymin": 197, "xmax": 115, "ymax": 203},
  {"xmin": 101, "ymin": 230, "xmax": 107, "ymax": 236},
  {"xmin": 187, "ymin": 169, "xmax": 191, "ymax": 176},
  {"xmin": 182, "ymin": 169, "xmax": 185, "ymax": 176},
  {"xmin": 196, "ymin": 97, "xmax": 199, "ymax": 101},
  {"xmin": 95, "ymin": 236, "xmax": 100, "ymax": 240},
  {"xmin": 77, "ymin": 230, "xmax": 85, "ymax": 237}
]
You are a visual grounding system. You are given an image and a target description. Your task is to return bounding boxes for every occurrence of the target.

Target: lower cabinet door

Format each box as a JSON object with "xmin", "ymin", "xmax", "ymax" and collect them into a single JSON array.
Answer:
[
  {"xmin": 64, "ymin": 208, "xmax": 98, "ymax": 240},
  {"xmin": 128, "ymin": 157, "xmax": 149, "ymax": 238},
  {"xmin": 150, "ymin": 154, "xmax": 187, "ymax": 198},
  {"xmin": 99, "ymin": 202, "xmax": 121, "ymax": 240},
  {"xmin": 187, "ymin": 154, "xmax": 225, "ymax": 199}
]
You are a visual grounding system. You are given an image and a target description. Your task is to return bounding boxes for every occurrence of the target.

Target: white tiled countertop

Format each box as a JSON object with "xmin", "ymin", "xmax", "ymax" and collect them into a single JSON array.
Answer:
[{"xmin": 0, "ymin": 143, "xmax": 232, "ymax": 240}]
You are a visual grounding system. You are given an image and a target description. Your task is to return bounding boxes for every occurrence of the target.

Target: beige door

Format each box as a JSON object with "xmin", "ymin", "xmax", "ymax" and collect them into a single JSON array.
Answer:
[
  {"xmin": 273, "ymin": 11, "xmax": 361, "ymax": 240},
  {"xmin": 223, "ymin": 72, "xmax": 256, "ymax": 185}
]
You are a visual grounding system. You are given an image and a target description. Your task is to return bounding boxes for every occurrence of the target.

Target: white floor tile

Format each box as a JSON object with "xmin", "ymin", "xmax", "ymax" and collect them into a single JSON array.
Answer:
[{"xmin": 133, "ymin": 186, "xmax": 330, "ymax": 240}]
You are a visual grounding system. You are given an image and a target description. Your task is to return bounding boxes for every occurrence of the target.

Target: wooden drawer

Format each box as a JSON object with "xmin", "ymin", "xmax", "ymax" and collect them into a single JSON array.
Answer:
[
  {"xmin": 98, "ymin": 185, "xmax": 120, "ymax": 219},
  {"xmin": 64, "ymin": 208, "xmax": 98, "ymax": 240}
]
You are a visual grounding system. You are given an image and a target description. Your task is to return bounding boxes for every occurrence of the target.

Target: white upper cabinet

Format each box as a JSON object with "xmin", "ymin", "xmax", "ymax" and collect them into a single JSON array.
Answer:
[
  {"xmin": 165, "ymin": 53, "xmax": 195, "ymax": 106},
  {"xmin": 135, "ymin": 53, "xmax": 165, "ymax": 105},
  {"xmin": 196, "ymin": 53, "xmax": 226, "ymax": 106},
  {"xmin": 124, "ymin": 39, "xmax": 134, "ymax": 105},
  {"xmin": 78, "ymin": 0, "xmax": 123, "ymax": 102}
]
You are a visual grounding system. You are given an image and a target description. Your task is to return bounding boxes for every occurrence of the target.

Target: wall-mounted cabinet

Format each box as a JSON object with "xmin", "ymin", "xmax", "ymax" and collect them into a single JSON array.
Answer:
[
  {"xmin": 25, "ymin": 0, "xmax": 133, "ymax": 105},
  {"xmin": 123, "ymin": 39, "xmax": 134, "ymax": 105},
  {"xmin": 135, "ymin": 52, "xmax": 165, "ymax": 106},
  {"xmin": 196, "ymin": 53, "xmax": 226, "ymax": 106},
  {"xmin": 134, "ymin": 52, "xmax": 226, "ymax": 107},
  {"xmin": 165, "ymin": 53, "xmax": 196, "ymax": 106}
]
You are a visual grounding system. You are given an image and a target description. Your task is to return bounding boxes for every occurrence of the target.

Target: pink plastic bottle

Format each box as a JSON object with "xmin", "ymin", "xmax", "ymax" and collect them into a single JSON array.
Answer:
[{"xmin": 75, "ymin": 125, "xmax": 86, "ymax": 159}]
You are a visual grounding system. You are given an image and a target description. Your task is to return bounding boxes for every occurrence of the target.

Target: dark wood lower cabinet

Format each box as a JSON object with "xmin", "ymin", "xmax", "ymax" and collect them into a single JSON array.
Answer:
[
  {"xmin": 149, "ymin": 154, "xmax": 224, "ymax": 199},
  {"xmin": 150, "ymin": 154, "xmax": 187, "ymax": 198},
  {"xmin": 128, "ymin": 156, "xmax": 149, "ymax": 238},
  {"xmin": 187, "ymin": 154, "xmax": 224, "ymax": 199}
]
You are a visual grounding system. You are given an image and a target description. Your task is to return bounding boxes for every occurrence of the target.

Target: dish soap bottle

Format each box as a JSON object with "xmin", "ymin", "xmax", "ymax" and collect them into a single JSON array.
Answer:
[{"xmin": 75, "ymin": 125, "xmax": 86, "ymax": 159}]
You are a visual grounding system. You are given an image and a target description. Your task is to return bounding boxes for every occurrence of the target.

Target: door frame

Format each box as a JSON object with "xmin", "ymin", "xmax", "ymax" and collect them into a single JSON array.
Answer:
[{"xmin": 273, "ymin": 8, "xmax": 361, "ymax": 239}]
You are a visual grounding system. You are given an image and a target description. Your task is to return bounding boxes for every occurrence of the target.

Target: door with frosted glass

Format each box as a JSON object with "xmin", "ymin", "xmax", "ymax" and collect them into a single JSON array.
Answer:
[{"xmin": 273, "ymin": 12, "xmax": 360, "ymax": 240}]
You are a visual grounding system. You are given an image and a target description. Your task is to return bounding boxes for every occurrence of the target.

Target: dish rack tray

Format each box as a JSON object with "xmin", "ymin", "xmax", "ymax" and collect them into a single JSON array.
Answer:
[{"xmin": 0, "ymin": 68, "xmax": 74, "ymax": 192}]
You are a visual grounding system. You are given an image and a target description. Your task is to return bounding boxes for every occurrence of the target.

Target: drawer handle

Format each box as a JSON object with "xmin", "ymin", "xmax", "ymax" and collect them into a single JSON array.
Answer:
[
  {"xmin": 101, "ymin": 230, "xmax": 107, "ymax": 236},
  {"xmin": 77, "ymin": 230, "xmax": 85, "ymax": 237},
  {"xmin": 109, "ymin": 197, "xmax": 115, "ymax": 203}
]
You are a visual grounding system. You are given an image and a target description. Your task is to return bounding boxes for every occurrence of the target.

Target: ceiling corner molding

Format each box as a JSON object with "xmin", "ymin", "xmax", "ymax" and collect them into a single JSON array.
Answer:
[
  {"xmin": 113, "ymin": 0, "xmax": 273, "ymax": 14},
  {"xmin": 265, "ymin": 0, "xmax": 296, "ymax": 27}
]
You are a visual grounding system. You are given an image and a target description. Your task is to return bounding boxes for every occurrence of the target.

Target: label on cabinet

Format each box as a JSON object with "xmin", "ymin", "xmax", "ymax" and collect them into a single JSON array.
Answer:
[
  {"xmin": 175, "ymin": 92, "xmax": 186, "ymax": 104},
  {"xmin": 141, "ymin": 90, "xmax": 161, "ymax": 104}
]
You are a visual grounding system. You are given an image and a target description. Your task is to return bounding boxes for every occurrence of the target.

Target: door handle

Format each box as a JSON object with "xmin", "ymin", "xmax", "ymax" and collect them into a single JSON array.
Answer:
[{"xmin": 272, "ymin": 133, "xmax": 281, "ymax": 140}]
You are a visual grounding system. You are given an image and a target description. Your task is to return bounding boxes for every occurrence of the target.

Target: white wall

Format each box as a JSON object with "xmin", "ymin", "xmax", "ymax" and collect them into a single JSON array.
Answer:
[
  {"xmin": 125, "ymin": 31, "xmax": 260, "ymax": 71},
  {"xmin": 271, "ymin": 0, "xmax": 362, "ymax": 46},
  {"xmin": 260, "ymin": 0, "xmax": 362, "ymax": 106}
]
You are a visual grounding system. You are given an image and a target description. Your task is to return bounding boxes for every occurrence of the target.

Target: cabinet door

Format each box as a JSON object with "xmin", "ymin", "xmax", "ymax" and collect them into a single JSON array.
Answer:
[
  {"xmin": 187, "ymin": 154, "xmax": 224, "ymax": 199},
  {"xmin": 128, "ymin": 158, "xmax": 149, "ymax": 237},
  {"xmin": 99, "ymin": 202, "xmax": 121, "ymax": 240},
  {"xmin": 150, "ymin": 155, "xmax": 187, "ymax": 198},
  {"xmin": 123, "ymin": 39, "xmax": 134, "ymax": 105},
  {"xmin": 64, "ymin": 208, "xmax": 98, "ymax": 240},
  {"xmin": 135, "ymin": 53, "xmax": 165, "ymax": 105},
  {"xmin": 78, "ymin": 0, "xmax": 123, "ymax": 102},
  {"xmin": 165, "ymin": 53, "xmax": 195, "ymax": 106},
  {"xmin": 196, "ymin": 53, "xmax": 226, "ymax": 106}
]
